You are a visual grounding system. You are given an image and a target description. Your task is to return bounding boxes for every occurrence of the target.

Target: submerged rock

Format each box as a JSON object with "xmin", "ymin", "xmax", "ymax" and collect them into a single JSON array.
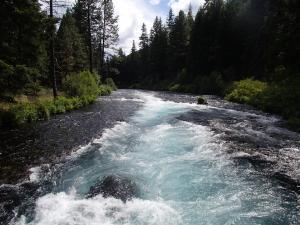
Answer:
[
  {"xmin": 86, "ymin": 175, "xmax": 139, "ymax": 202},
  {"xmin": 197, "ymin": 96, "xmax": 208, "ymax": 105}
]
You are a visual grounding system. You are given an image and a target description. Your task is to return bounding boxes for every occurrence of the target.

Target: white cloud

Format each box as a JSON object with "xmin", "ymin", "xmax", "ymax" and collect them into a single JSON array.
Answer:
[
  {"xmin": 48, "ymin": 0, "xmax": 204, "ymax": 55},
  {"xmin": 149, "ymin": 0, "xmax": 161, "ymax": 5},
  {"xmin": 113, "ymin": 0, "xmax": 163, "ymax": 54},
  {"xmin": 168, "ymin": 0, "xmax": 205, "ymax": 14},
  {"xmin": 51, "ymin": 0, "xmax": 160, "ymax": 54}
]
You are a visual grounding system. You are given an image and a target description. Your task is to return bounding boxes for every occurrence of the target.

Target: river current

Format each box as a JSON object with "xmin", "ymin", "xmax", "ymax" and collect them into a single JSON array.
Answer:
[{"xmin": 2, "ymin": 90, "xmax": 300, "ymax": 225}]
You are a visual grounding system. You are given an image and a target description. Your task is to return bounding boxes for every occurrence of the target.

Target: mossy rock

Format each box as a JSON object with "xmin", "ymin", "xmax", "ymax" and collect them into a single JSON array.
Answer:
[{"xmin": 197, "ymin": 96, "xmax": 207, "ymax": 105}]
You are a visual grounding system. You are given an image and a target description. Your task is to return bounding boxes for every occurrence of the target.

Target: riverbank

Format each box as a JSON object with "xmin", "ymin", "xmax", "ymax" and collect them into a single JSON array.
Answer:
[{"xmin": 0, "ymin": 72, "xmax": 117, "ymax": 129}]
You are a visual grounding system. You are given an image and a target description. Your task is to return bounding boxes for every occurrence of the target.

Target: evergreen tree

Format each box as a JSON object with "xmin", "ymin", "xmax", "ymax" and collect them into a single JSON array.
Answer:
[
  {"xmin": 0, "ymin": 0, "xmax": 47, "ymax": 70},
  {"xmin": 73, "ymin": 0, "xmax": 98, "ymax": 73},
  {"xmin": 56, "ymin": 10, "xmax": 88, "ymax": 83},
  {"xmin": 186, "ymin": 4, "xmax": 194, "ymax": 42},
  {"xmin": 149, "ymin": 17, "xmax": 168, "ymax": 81},
  {"xmin": 131, "ymin": 40, "xmax": 137, "ymax": 58},
  {"xmin": 139, "ymin": 23, "xmax": 150, "ymax": 78},
  {"xmin": 169, "ymin": 10, "xmax": 189, "ymax": 75},
  {"xmin": 98, "ymin": 0, "xmax": 119, "ymax": 73},
  {"xmin": 167, "ymin": 8, "xmax": 175, "ymax": 32}
]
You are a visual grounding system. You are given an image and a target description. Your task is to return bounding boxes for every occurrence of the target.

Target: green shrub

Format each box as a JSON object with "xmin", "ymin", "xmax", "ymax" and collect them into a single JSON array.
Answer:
[
  {"xmin": 13, "ymin": 65, "xmax": 40, "ymax": 93},
  {"xmin": 105, "ymin": 78, "xmax": 117, "ymax": 91},
  {"xmin": 0, "ymin": 60, "xmax": 42, "ymax": 96},
  {"xmin": 24, "ymin": 82, "xmax": 42, "ymax": 96},
  {"xmin": 0, "ymin": 60, "xmax": 14, "ymax": 95},
  {"xmin": 54, "ymin": 97, "xmax": 67, "ymax": 114},
  {"xmin": 169, "ymin": 84, "xmax": 181, "ymax": 92},
  {"xmin": 0, "ymin": 71, "xmax": 116, "ymax": 128},
  {"xmin": 99, "ymin": 85, "xmax": 113, "ymax": 96},
  {"xmin": 63, "ymin": 71, "xmax": 100, "ymax": 97},
  {"xmin": 70, "ymin": 97, "xmax": 83, "ymax": 109},
  {"xmin": 37, "ymin": 103, "xmax": 50, "ymax": 120},
  {"xmin": 225, "ymin": 79, "xmax": 268, "ymax": 106},
  {"xmin": 6, "ymin": 103, "xmax": 39, "ymax": 125}
]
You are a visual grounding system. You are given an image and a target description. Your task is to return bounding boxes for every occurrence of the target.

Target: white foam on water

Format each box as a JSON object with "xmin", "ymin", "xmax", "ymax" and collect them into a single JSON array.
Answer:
[
  {"xmin": 114, "ymin": 97, "xmax": 145, "ymax": 102},
  {"xmin": 15, "ymin": 192, "xmax": 180, "ymax": 225},
  {"xmin": 28, "ymin": 167, "xmax": 41, "ymax": 182}
]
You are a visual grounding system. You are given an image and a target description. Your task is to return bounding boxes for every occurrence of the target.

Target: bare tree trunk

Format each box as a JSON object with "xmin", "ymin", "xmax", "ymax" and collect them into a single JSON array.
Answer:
[
  {"xmin": 87, "ymin": 1, "xmax": 93, "ymax": 73},
  {"xmin": 50, "ymin": 0, "xmax": 58, "ymax": 98},
  {"xmin": 101, "ymin": 0, "xmax": 106, "ymax": 76}
]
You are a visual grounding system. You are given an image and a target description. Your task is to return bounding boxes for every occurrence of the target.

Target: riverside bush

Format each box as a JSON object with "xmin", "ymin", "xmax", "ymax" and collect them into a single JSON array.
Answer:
[
  {"xmin": 63, "ymin": 71, "xmax": 100, "ymax": 97},
  {"xmin": 0, "ymin": 71, "xmax": 118, "ymax": 128},
  {"xmin": 225, "ymin": 77, "xmax": 300, "ymax": 130},
  {"xmin": 99, "ymin": 85, "xmax": 113, "ymax": 96},
  {"xmin": 0, "ymin": 96, "xmax": 97, "ymax": 128},
  {"xmin": 225, "ymin": 79, "xmax": 268, "ymax": 106},
  {"xmin": 105, "ymin": 78, "xmax": 117, "ymax": 91}
]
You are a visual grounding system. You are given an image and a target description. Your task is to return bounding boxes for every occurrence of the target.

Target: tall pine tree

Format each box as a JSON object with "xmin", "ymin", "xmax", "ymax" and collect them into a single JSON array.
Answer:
[{"xmin": 56, "ymin": 10, "xmax": 88, "ymax": 83}]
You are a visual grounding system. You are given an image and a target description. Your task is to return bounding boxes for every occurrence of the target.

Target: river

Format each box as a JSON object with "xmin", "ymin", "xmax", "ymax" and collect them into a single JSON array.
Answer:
[{"xmin": 1, "ymin": 90, "xmax": 299, "ymax": 225}]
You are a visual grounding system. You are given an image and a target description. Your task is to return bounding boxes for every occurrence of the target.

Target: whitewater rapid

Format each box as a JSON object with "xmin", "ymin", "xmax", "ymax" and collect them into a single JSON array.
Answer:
[{"xmin": 13, "ymin": 91, "xmax": 300, "ymax": 225}]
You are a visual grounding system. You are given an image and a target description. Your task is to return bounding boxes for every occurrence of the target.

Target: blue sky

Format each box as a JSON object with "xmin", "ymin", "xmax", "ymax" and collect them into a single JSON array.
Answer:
[{"xmin": 114, "ymin": 0, "xmax": 205, "ymax": 53}]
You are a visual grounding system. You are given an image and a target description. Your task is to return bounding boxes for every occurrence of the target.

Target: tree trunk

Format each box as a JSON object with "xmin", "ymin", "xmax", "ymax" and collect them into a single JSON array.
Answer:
[
  {"xmin": 50, "ymin": 0, "xmax": 58, "ymax": 98},
  {"xmin": 87, "ymin": 1, "xmax": 93, "ymax": 73},
  {"xmin": 101, "ymin": 0, "xmax": 106, "ymax": 76}
]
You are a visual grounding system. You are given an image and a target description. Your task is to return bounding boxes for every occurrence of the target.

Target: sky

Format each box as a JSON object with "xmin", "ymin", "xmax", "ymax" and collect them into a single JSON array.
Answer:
[
  {"xmin": 114, "ymin": 0, "xmax": 205, "ymax": 54},
  {"xmin": 52, "ymin": 0, "xmax": 205, "ymax": 54}
]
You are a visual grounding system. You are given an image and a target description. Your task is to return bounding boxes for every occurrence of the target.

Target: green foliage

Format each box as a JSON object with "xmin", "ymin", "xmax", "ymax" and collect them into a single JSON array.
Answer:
[
  {"xmin": 0, "ymin": 95, "xmax": 98, "ymax": 128},
  {"xmin": 0, "ymin": 60, "xmax": 41, "ymax": 96},
  {"xmin": 5, "ymin": 103, "xmax": 39, "ymax": 126},
  {"xmin": 225, "ymin": 77, "xmax": 300, "ymax": 129},
  {"xmin": 99, "ymin": 85, "xmax": 113, "ymax": 96},
  {"xmin": 0, "ymin": 0, "xmax": 47, "ymax": 69},
  {"xmin": 105, "ymin": 78, "xmax": 117, "ymax": 91},
  {"xmin": 0, "ymin": 60, "xmax": 14, "ymax": 95},
  {"xmin": 63, "ymin": 71, "xmax": 100, "ymax": 98},
  {"xmin": 24, "ymin": 82, "xmax": 42, "ymax": 96},
  {"xmin": 56, "ymin": 10, "xmax": 88, "ymax": 80},
  {"xmin": 225, "ymin": 79, "xmax": 268, "ymax": 106}
]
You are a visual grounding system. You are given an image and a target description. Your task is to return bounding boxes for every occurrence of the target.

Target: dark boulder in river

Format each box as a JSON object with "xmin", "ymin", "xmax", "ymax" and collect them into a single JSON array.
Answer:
[{"xmin": 86, "ymin": 175, "xmax": 139, "ymax": 202}]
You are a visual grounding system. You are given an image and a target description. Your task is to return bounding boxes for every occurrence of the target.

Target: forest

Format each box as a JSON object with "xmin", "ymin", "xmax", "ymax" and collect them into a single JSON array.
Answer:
[
  {"xmin": 0, "ymin": 0, "xmax": 299, "ymax": 129},
  {"xmin": 0, "ymin": 0, "xmax": 118, "ymax": 128},
  {"xmin": 110, "ymin": 0, "xmax": 300, "ymax": 129}
]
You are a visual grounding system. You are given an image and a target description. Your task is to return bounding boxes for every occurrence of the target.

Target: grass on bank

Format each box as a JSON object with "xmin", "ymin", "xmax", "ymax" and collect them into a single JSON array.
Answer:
[{"xmin": 0, "ymin": 71, "xmax": 117, "ymax": 128}]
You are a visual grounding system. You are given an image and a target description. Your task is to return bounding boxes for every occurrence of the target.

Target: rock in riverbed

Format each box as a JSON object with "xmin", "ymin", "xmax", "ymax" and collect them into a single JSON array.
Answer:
[
  {"xmin": 197, "ymin": 96, "xmax": 208, "ymax": 105},
  {"xmin": 86, "ymin": 175, "xmax": 139, "ymax": 202}
]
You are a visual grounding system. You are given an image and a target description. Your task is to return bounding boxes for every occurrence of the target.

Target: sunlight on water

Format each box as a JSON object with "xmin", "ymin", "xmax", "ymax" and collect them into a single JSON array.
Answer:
[{"xmin": 15, "ymin": 92, "xmax": 300, "ymax": 225}]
